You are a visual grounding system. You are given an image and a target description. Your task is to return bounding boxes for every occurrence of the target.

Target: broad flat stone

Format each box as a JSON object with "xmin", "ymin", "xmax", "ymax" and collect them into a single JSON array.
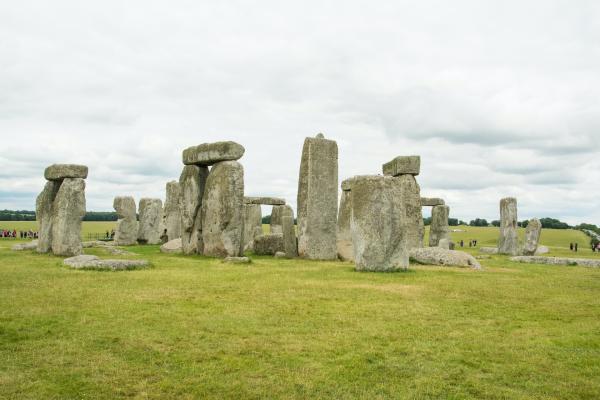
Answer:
[
  {"xmin": 113, "ymin": 196, "xmax": 138, "ymax": 246},
  {"xmin": 498, "ymin": 197, "xmax": 518, "ymax": 255},
  {"xmin": 429, "ymin": 205, "xmax": 450, "ymax": 247},
  {"xmin": 51, "ymin": 178, "xmax": 86, "ymax": 256},
  {"xmin": 44, "ymin": 164, "xmax": 88, "ymax": 180},
  {"xmin": 179, "ymin": 165, "xmax": 209, "ymax": 254},
  {"xmin": 160, "ymin": 238, "xmax": 182, "ymax": 254},
  {"xmin": 223, "ymin": 256, "xmax": 251, "ymax": 264},
  {"xmin": 297, "ymin": 135, "xmax": 338, "ymax": 260},
  {"xmin": 522, "ymin": 218, "xmax": 542, "ymax": 256},
  {"xmin": 244, "ymin": 197, "xmax": 286, "ymax": 205},
  {"xmin": 182, "ymin": 141, "xmax": 245, "ymax": 166},
  {"xmin": 12, "ymin": 241, "xmax": 38, "ymax": 251},
  {"xmin": 36, "ymin": 180, "xmax": 60, "ymax": 253},
  {"xmin": 510, "ymin": 256, "xmax": 600, "ymax": 268},
  {"xmin": 421, "ymin": 197, "xmax": 445, "ymax": 207},
  {"xmin": 64, "ymin": 255, "xmax": 150, "ymax": 270},
  {"xmin": 138, "ymin": 198, "xmax": 163, "ymax": 245},
  {"xmin": 163, "ymin": 181, "xmax": 182, "ymax": 241},
  {"xmin": 479, "ymin": 247, "xmax": 499, "ymax": 254},
  {"xmin": 382, "ymin": 156, "xmax": 420, "ymax": 176},
  {"xmin": 253, "ymin": 234, "xmax": 284, "ymax": 256},
  {"xmin": 410, "ymin": 247, "xmax": 482, "ymax": 269}
]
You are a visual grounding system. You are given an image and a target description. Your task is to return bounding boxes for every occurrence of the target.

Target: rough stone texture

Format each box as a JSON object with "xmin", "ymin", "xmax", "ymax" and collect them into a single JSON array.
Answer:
[
  {"xmin": 223, "ymin": 256, "xmax": 251, "ymax": 264},
  {"xmin": 297, "ymin": 135, "xmax": 338, "ymax": 260},
  {"xmin": 44, "ymin": 164, "xmax": 88, "ymax": 180},
  {"xmin": 274, "ymin": 251, "xmax": 286, "ymax": 258},
  {"xmin": 410, "ymin": 247, "xmax": 482, "ymax": 269},
  {"xmin": 242, "ymin": 204, "xmax": 263, "ymax": 251},
  {"xmin": 270, "ymin": 205, "xmax": 293, "ymax": 234},
  {"xmin": 498, "ymin": 197, "xmax": 519, "ymax": 255},
  {"xmin": 341, "ymin": 178, "xmax": 352, "ymax": 192},
  {"xmin": 421, "ymin": 197, "xmax": 445, "ymax": 207},
  {"xmin": 51, "ymin": 178, "xmax": 86, "ymax": 256},
  {"xmin": 281, "ymin": 215, "xmax": 297, "ymax": 258},
  {"xmin": 163, "ymin": 181, "xmax": 182, "ymax": 241},
  {"xmin": 382, "ymin": 156, "xmax": 420, "ymax": 176},
  {"xmin": 182, "ymin": 141, "xmax": 245, "ymax": 166},
  {"xmin": 397, "ymin": 174, "xmax": 424, "ymax": 250},
  {"xmin": 113, "ymin": 196, "xmax": 138, "ymax": 246},
  {"xmin": 337, "ymin": 190, "xmax": 353, "ymax": 261},
  {"xmin": 479, "ymin": 247, "xmax": 499, "ymax": 254},
  {"xmin": 64, "ymin": 255, "xmax": 150, "ymax": 270},
  {"xmin": 429, "ymin": 205, "xmax": 450, "ymax": 247},
  {"xmin": 160, "ymin": 238, "xmax": 182, "ymax": 254},
  {"xmin": 350, "ymin": 176, "xmax": 410, "ymax": 271},
  {"xmin": 201, "ymin": 161, "xmax": 244, "ymax": 257},
  {"xmin": 36, "ymin": 180, "xmax": 60, "ymax": 253},
  {"xmin": 179, "ymin": 165, "xmax": 209, "ymax": 254},
  {"xmin": 536, "ymin": 245, "xmax": 549, "ymax": 255},
  {"xmin": 253, "ymin": 234, "xmax": 284, "ymax": 255},
  {"xmin": 438, "ymin": 238, "xmax": 452, "ymax": 250},
  {"xmin": 12, "ymin": 241, "xmax": 38, "ymax": 251},
  {"xmin": 138, "ymin": 198, "xmax": 163, "ymax": 245},
  {"xmin": 522, "ymin": 218, "xmax": 542, "ymax": 256},
  {"xmin": 510, "ymin": 256, "xmax": 600, "ymax": 268},
  {"xmin": 244, "ymin": 197, "xmax": 285, "ymax": 205}
]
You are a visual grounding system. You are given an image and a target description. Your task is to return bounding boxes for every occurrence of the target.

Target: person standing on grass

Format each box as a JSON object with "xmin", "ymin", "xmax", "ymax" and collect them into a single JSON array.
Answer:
[
  {"xmin": 575, "ymin": 243, "xmax": 578, "ymax": 252},
  {"xmin": 570, "ymin": 243, "xmax": 573, "ymax": 251}
]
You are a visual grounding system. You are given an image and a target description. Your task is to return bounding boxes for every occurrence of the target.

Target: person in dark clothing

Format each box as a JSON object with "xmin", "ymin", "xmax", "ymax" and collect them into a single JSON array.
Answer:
[
  {"xmin": 570, "ymin": 243, "xmax": 573, "ymax": 251},
  {"xmin": 160, "ymin": 229, "xmax": 169, "ymax": 244},
  {"xmin": 575, "ymin": 243, "xmax": 578, "ymax": 252}
]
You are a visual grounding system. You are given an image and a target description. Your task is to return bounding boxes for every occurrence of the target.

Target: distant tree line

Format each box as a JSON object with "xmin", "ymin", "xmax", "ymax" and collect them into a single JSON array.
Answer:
[{"xmin": 0, "ymin": 210, "xmax": 118, "ymax": 222}]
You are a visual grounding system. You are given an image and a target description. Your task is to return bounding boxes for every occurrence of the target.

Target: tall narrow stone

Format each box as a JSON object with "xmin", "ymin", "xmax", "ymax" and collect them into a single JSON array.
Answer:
[
  {"xmin": 498, "ymin": 197, "xmax": 518, "ymax": 255},
  {"xmin": 397, "ymin": 174, "xmax": 424, "ymax": 250},
  {"xmin": 201, "ymin": 161, "xmax": 244, "ymax": 257},
  {"xmin": 282, "ymin": 215, "xmax": 297, "ymax": 258},
  {"xmin": 51, "ymin": 178, "xmax": 86, "ymax": 256},
  {"xmin": 429, "ymin": 205, "xmax": 450, "ymax": 247},
  {"xmin": 337, "ymin": 188, "xmax": 353, "ymax": 261},
  {"xmin": 270, "ymin": 204, "xmax": 293, "ymax": 234},
  {"xmin": 113, "ymin": 196, "xmax": 138, "ymax": 246},
  {"xmin": 179, "ymin": 165, "xmax": 209, "ymax": 254},
  {"xmin": 163, "ymin": 181, "xmax": 182, "ymax": 241},
  {"xmin": 138, "ymin": 198, "xmax": 163, "ymax": 245},
  {"xmin": 297, "ymin": 134, "xmax": 338, "ymax": 260},
  {"xmin": 36, "ymin": 181, "xmax": 60, "ymax": 253},
  {"xmin": 522, "ymin": 218, "xmax": 542, "ymax": 256},
  {"xmin": 242, "ymin": 203, "xmax": 262, "ymax": 251}
]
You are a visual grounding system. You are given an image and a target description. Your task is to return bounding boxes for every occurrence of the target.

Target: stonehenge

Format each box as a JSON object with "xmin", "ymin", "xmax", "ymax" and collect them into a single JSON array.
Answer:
[
  {"xmin": 242, "ymin": 203, "xmax": 262, "ymax": 251},
  {"xmin": 163, "ymin": 181, "xmax": 182, "ymax": 241},
  {"xmin": 182, "ymin": 141, "xmax": 245, "ymax": 165},
  {"xmin": 382, "ymin": 155, "xmax": 420, "ymax": 177},
  {"xmin": 297, "ymin": 134, "xmax": 338, "ymax": 260},
  {"xmin": 138, "ymin": 198, "xmax": 163, "ymax": 245},
  {"xmin": 429, "ymin": 205, "xmax": 450, "ymax": 247},
  {"xmin": 254, "ymin": 234, "xmax": 284, "ymax": 256},
  {"xmin": 410, "ymin": 247, "xmax": 482, "ymax": 269},
  {"xmin": 281, "ymin": 215, "xmax": 297, "ymax": 258},
  {"xmin": 244, "ymin": 197, "xmax": 285, "ymax": 205},
  {"xmin": 36, "ymin": 164, "xmax": 88, "ymax": 256},
  {"xmin": 498, "ymin": 197, "xmax": 519, "ymax": 255},
  {"xmin": 113, "ymin": 196, "xmax": 138, "ymax": 245},
  {"xmin": 179, "ymin": 165, "xmax": 209, "ymax": 254},
  {"xmin": 336, "ymin": 179, "xmax": 353, "ymax": 261},
  {"xmin": 522, "ymin": 218, "xmax": 542, "ymax": 256},
  {"xmin": 270, "ymin": 204, "xmax": 293, "ymax": 234}
]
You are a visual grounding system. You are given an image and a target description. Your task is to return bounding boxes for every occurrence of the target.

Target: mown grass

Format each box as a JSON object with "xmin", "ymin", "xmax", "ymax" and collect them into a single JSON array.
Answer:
[{"xmin": 1, "ymin": 227, "xmax": 599, "ymax": 399}]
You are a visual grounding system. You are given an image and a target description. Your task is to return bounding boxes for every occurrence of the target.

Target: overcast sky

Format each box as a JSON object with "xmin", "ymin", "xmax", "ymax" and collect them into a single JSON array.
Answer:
[{"xmin": 1, "ymin": 0, "xmax": 599, "ymax": 224}]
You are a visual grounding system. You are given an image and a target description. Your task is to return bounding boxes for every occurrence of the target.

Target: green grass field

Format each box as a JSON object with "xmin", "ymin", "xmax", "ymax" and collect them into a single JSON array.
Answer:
[{"xmin": 1, "ymin": 224, "xmax": 599, "ymax": 399}]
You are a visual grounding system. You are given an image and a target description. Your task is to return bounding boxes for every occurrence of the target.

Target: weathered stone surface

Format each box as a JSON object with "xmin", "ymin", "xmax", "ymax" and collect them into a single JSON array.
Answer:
[
  {"xmin": 282, "ymin": 215, "xmax": 297, "ymax": 258},
  {"xmin": 44, "ymin": 164, "xmax": 88, "ymax": 180},
  {"xmin": 522, "ymin": 218, "xmax": 542, "ymax": 256},
  {"xmin": 51, "ymin": 178, "xmax": 86, "ymax": 256},
  {"xmin": 438, "ymin": 238, "xmax": 453, "ymax": 250},
  {"xmin": 397, "ymin": 174, "xmax": 424, "ymax": 250},
  {"xmin": 382, "ymin": 156, "xmax": 420, "ymax": 176},
  {"xmin": 341, "ymin": 178, "xmax": 352, "ymax": 192},
  {"xmin": 274, "ymin": 251, "xmax": 286, "ymax": 258},
  {"xmin": 337, "ymin": 190, "xmax": 353, "ymax": 261},
  {"xmin": 270, "ymin": 205, "xmax": 293, "ymax": 235},
  {"xmin": 12, "ymin": 240, "xmax": 38, "ymax": 251},
  {"xmin": 163, "ymin": 181, "xmax": 182, "ymax": 241},
  {"xmin": 36, "ymin": 180, "xmax": 60, "ymax": 253},
  {"xmin": 201, "ymin": 161, "xmax": 244, "ymax": 257},
  {"xmin": 535, "ymin": 245, "xmax": 549, "ymax": 255},
  {"xmin": 64, "ymin": 255, "xmax": 149, "ymax": 270},
  {"xmin": 253, "ymin": 234, "xmax": 284, "ymax": 255},
  {"xmin": 510, "ymin": 256, "xmax": 600, "ymax": 268},
  {"xmin": 429, "ymin": 205, "xmax": 450, "ymax": 247},
  {"xmin": 137, "ymin": 198, "xmax": 163, "ymax": 245},
  {"xmin": 179, "ymin": 165, "xmax": 209, "ymax": 254},
  {"xmin": 410, "ymin": 247, "xmax": 482, "ymax": 269},
  {"xmin": 498, "ymin": 197, "xmax": 518, "ymax": 255},
  {"xmin": 242, "ymin": 204, "xmax": 263, "ymax": 251},
  {"xmin": 113, "ymin": 196, "xmax": 138, "ymax": 246},
  {"xmin": 223, "ymin": 256, "xmax": 251, "ymax": 264},
  {"xmin": 244, "ymin": 197, "xmax": 285, "ymax": 205},
  {"xmin": 297, "ymin": 135, "xmax": 338, "ymax": 260},
  {"xmin": 479, "ymin": 247, "xmax": 499, "ymax": 254},
  {"xmin": 182, "ymin": 141, "xmax": 245, "ymax": 166},
  {"xmin": 421, "ymin": 197, "xmax": 445, "ymax": 207},
  {"xmin": 160, "ymin": 238, "xmax": 182, "ymax": 254},
  {"xmin": 350, "ymin": 175, "xmax": 410, "ymax": 271}
]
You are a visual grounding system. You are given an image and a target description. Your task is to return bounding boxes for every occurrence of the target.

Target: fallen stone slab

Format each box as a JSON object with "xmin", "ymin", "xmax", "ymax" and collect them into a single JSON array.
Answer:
[
  {"xmin": 244, "ymin": 197, "xmax": 286, "ymax": 205},
  {"xmin": 44, "ymin": 164, "xmax": 89, "ymax": 180},
  {"xmin": 223, "ymin": 256, "xmax": 251, "ymax": 264},
  {"xmin": 182, "ymin": 141, "xmax": 245, "ymax": 166},
  {"xmin": 160, "ymin": 238, "xmax": 182, "ymax": 254},
  {"xmin": 510, "ymin": 256, "xmax": 600, "ymax": 268},
  {"xmin": 12, "ymin": 240, "xmax": 38, "ymax": 251},
  {"xmin": 535, "ymin": 245, "xmax": 549, "ymax": 255},
  {"xmin": 253, "ymin": 234, "xmax": 284, "ymax": 256},
  {"xmin": 409, "ymin": 247, "xmax": 482, "ymax": 269},
  {"xmin": 274, "ymin": 251, "xmax": 286, "ymax": 258},
  {"xmin": 421, "ymin": 197, "xmax": 445, "ymax": 207},
  {"xmin": 64, "ymin": 255, "xmax": 150, "ymax": 270},
  {"xmin": 382, "ymin": 156, "xmax": 420, "ymax": 176},
  {"xmin": 479, "ymin": 247, "xmax": 499, "ymax": 254}
]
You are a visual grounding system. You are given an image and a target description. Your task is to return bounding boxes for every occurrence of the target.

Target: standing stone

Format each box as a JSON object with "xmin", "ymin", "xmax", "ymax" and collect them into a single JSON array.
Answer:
[
  {"xmin": 350, "ymin": 176, "xmax": 410, "ymax": 271},
  {"xmin": 201, "ymin": 161, "xmax": 244, "ymax": 257},
  {"xmin": 337, "ymin": 189, "xmax": 353, "ymax": 261},
  {"xmin": 113, "ymin": 196, "xmax": 138, "ymax": 246},
  {"xmin": 36, "ymin": 181, "xmax": 60, "ymax": 253},
  {"xmin": 522, "ymin": 218, "xmax": 542, "ymax": 256},
  {"xmin": 51, "ymin": 178, "xmax": 86, "ymax": 256},
  {"xmin": 179, "ymin": 165, "xmax": 209, "ymax": 254},
  {"xmin": 138, "ymin": 198, "xmax": 163, "ymax": 245},
  {"xmin": 163, "ymin": 181, "xmax": 182, "ymax": 241},
  {"xmin": 397, "ymin": 174, "xmax": 424, "ymax": 250},
  {"xmin": 281, "ymin": 215, "xmax": 297, "ymax": 258},
  {"xmin": 270, "ymin": 204, "xmax": 293, "ymax": 234},
  {"xmin": 242, "ymin": 203, "xmax": 263, "ymax": 251},
  {"xmin": 297, "ymin": 134, "xmax": 338, "ymax": 260},
  {"xmin": 429, "ymin": 205, "xmax": 450, "ymax": 248},
  {"xmin": 498, "ymin": 197, "xmax": 519, "ymax": 255},
  {"xmin": 253, "ymin": 234, "xmax": 284, "ymax": 255}
]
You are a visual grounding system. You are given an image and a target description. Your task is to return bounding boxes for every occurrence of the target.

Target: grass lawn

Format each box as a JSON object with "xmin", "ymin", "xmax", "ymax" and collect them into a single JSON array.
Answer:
[{"xmin": 1, "ymin": 225, "xmax": 599, "ymax": 399}]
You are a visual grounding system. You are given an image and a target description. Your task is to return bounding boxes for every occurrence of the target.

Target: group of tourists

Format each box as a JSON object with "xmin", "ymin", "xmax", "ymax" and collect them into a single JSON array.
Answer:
[
  {"xmin": 1, "ymin": 229, "xmax": 38, "ymax": 239},
  {"xmin": 458, "ymin": 239, "xmax": 478, "ymax": 248},
  {"xmin": 569, "ymin": 243, "xmax": 579, "ymax": 252}
]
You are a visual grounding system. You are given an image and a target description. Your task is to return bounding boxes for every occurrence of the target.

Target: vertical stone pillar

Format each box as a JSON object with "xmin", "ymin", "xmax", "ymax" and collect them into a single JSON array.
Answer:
[
  {"xmin": 179, "ymin": 165, "xmax": 209, "ymax": 254},
  {"xmin": 36, "ymin": 181, "xmax": 60, "ymax": 253},
  {"xmin": 242, "ymin": 203, "xmax": 262, "ymax": 252},
  {"xmin": 522, "ymin": 217, "xmax": 542, "ymax": 256},
  {"xmin": 113, "ymin": 196, "xmax": 138, "ymax": 245},
  {"xmin": 270, "ymin": 204, "xmax": 293, "ymax": 234},
  {"xmin": 282, "ymin": 215, "xmax": 297, "ymax": 258},
  {"xmin": 138, "ymin": 198, "xmax": 163, "ymax": 245},
  {"xmin": 51, "ymin": 178, "xmax": 86, "ymax": 256},
  {"xmin": 429, "ymin": 205, "xmax": 450, "ymax": 247},
  {"xmin": 163, "ymin": 181, "xmax": 182, "ymax": 241},
  {"xmin": 498, "ymin": 197, "xmax": 518, "ymax": 255}
]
